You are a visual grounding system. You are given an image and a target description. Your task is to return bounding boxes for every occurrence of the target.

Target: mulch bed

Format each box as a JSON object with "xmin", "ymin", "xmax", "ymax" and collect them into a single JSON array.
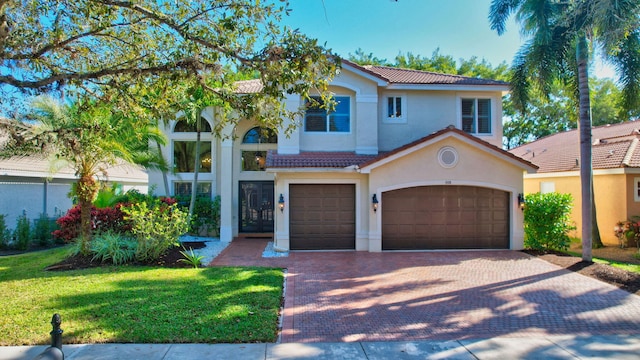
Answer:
[
  {"xmin": 44, "ymin": 242, "xmax": 207, "ymax": 271},
  {"xmin": 524, "ymin": 249, "xmax": 640, "ymax": 295}
]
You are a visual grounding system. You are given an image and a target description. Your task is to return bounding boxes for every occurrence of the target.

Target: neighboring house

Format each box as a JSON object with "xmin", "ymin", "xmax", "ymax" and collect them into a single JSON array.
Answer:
[
  {"xmin": 0, "ymin": 156, "xmax": 148, "ymax": 230},
  {"xmin": 149, "ymin": 60, "xmax": 536, "ymax": 251},
  {"xmin": 509, "ymin": 121, "xmax": 640, "ymax": 246}
]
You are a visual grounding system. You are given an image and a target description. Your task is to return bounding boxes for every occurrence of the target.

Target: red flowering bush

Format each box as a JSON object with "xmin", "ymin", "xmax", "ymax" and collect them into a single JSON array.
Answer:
[{"xmin": 53, "ymin": 204, "xmax": 132, "ymax": 242}]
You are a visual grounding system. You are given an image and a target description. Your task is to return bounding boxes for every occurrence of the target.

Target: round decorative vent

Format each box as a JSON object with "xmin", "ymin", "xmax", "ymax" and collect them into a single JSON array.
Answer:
[{"xmin": 438, "ymin": 146, "xmax": 458, "ymax": 168}]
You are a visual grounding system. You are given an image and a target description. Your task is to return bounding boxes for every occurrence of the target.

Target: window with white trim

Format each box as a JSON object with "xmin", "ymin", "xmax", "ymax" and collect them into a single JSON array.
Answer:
[
  {"xmin": 174, "ymin": 182, "xmax": 212, "ymax": 198},
  {"xmin": 173, "ymin": 141, "xmax": 212, "ymax": 173},
  {"xmin": 384, "ymin": 95, "xmax": 406, "ymax": 123},
  {"xmin": 635, "ymin": 177, "xmax": 640, "ymax": 202},
  {"xmin": 304, "ymin": 96, "xmax": 350, "ymax": 133},
  {"xmin": 461, "ymin": 98, "xmax": 491, "ymax": 134}
]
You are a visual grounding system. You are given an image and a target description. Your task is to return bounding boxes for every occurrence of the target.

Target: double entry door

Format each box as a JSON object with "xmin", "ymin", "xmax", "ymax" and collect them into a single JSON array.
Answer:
[{"xmin": 239, "ymin": 181, "xmax": 274, "ymax": 233}]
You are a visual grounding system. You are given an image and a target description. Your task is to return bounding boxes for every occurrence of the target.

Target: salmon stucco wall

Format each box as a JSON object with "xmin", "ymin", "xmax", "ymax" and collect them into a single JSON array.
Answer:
[{"xmin": 523, "ymin": 171, "xmax": 631, "ymax": 246}]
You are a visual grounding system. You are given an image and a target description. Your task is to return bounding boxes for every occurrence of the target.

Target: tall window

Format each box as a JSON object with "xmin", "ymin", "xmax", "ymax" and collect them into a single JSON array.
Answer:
[
  {"xmin": 241, "ymin": 127, "xmax": 277, "ymax": 171},
  {"xmin": 173, "ymin": 141, "xmax": 212, "ymax": 173},
  {"xmin": 461, "ymin": 98, "xmax": 491, "ymax": 134},
  {"xmin": 304, "ymin": 96, "xmax": 350, "ymax": 133}
]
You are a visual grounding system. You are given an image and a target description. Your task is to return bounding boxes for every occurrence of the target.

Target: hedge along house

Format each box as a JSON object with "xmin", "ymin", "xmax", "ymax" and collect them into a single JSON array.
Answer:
[
  {"xmin": 149, "ymin": 60, "xmax": 537, "ymax": 251},
  {"xmin": 509, "ymin": 121, "xmax": 640, "ymax": 246}
]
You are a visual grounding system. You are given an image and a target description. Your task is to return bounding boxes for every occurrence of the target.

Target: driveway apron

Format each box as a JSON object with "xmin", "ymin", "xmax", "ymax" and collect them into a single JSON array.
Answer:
[{"xmin": 211, "ymin": 239, "xmax": 640, "ymax": 343}]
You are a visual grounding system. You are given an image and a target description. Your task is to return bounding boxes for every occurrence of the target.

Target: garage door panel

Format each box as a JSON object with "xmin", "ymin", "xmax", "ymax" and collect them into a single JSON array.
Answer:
[
  {"xmin": 290, "ymin": 184, "xmax": 355, "ymax": 250},
  {"xmin": 383, "ymin": 186, "xmax": 510, "ymax": 250}
]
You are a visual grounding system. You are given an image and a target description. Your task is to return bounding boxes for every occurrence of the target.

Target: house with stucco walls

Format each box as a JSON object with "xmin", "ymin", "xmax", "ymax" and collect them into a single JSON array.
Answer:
[
  {"xmin": 149, "ymin": 60, "xmax": 537, "ymax": 251},
  {"xmin": 510, "ymin": 121, "xmax": 640, "ymax": 246}
]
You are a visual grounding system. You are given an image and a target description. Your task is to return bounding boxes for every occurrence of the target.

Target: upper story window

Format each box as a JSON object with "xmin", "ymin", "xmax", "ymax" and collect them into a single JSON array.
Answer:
[
  {"xmin": 241, "ymin": 127, "xmax": 277, "ymax": 171},
  {"xmin": 462, "ymin": 98, "xmax": 491, "ymax": 134},
  {"xmin": 384, "ymin": 95, "xmax": 406, "ymax": 123},
  {"xmin": 173, "ymin": 118, "xmax": 212, "ymax": 132},
  {"xmin": 174, "ymin": 141, "xmax": 212, "ymax": 173},
  {"xmin": 304, "ymin": 96, "xmax": 350, "ymax": 133}
]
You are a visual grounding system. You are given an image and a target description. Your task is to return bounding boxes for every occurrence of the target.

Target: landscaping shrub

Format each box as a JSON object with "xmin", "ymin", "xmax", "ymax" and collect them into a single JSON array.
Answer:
[
  {"xmin": 90, "ymin": 232, "xmax": 137, "ymax": 265},
  {"xmin": 33, "ymin": 213, "xmax": 57, "ymax": 247},
  {"xmin": 614, "ymin": 217, "xmax": 640, "ymax": 249},
  {"xmin": 53, "ymin": 204, "xmax": 131, "ymax": 242},
  {"xmin": 0, "ymin": 214, "xmax": 11, "ymax": 249},
  {"xmin": 121, "ymin": 199, "xmax": 189, "ymax": 261},
  {"xmin": 178, "ymin": 195, "xmax": 221, "ymax": 236},
  {"xmin": 523, "ymin": 192, "xmax": 575, "ymax": 251},
  {"xmin": 13, "ymin": 215, "xmax": 31, "ymax": 250}
]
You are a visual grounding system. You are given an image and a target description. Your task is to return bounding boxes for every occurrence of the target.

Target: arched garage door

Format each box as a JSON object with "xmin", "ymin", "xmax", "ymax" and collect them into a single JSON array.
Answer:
[
  {"xmin": 382, "ymin": 186, "xmax": 510, "ymax": 250},
  {"xmin": 289, "ymin": 184, "xmax": 355, "ymax": 250}
]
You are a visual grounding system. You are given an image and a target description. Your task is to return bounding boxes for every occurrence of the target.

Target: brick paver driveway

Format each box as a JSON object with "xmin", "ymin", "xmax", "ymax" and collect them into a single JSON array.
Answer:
[{"xmin": 211, "ymin": 239, "xmax": 640, "ymax": 343}]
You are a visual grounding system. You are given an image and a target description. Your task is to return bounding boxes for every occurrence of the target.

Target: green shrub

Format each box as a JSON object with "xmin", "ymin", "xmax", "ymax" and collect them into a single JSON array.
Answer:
[
  {"xmin": 13, "ymin": 215, "xmax": 31, "ymax": 250},
  {"xmin": 122, "ymin": 199, "xmax": 189, "ymax": 261},
  {"xmin": 0, "ymin": 214, "xmax": 11, "ymax": 249},
  {"xmin": 33, "ymin": 213, "xmax": 57, "ymax": 247},
  {"xmin": 90, "ymin": 232, "xmax": 137, "ymax": 265},
  {"xmin": 179, "ymin": 195, "xmax": 221, "ymax": 236},
  {"xmin": 523, "ymin": 192, "xmax": 576, "ymax": 251}
]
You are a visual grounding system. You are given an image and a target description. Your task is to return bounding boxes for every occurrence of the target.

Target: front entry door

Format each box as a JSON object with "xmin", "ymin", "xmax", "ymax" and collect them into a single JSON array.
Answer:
[{"xmin": 239, "ymin": 181, "xmax": 274, "ymax": 233}]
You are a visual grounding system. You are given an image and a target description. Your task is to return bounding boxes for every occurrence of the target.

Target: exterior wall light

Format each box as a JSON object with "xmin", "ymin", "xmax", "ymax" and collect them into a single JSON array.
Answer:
[
  {"xmin": 518, "ymin": 193, "xmax": 525, "ymax": 211},
  {"xmin": 372, "ymin": 194, "xmax": 379, "ymax": 212},
  {"xmin": 278, "ymin": 194, "xmax": 285, "ymax": 212}
]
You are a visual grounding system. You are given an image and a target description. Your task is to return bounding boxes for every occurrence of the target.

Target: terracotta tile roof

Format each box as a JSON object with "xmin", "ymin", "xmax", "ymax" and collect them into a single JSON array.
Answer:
[
  {"xmin": 359, "ymin": 64, "xmax": 509, "ymax": 86},
  {"xmin": 233, "ymin": 79, "xmax": 263, "ymax": 94},
  {"xmin": 267, "ymin": 127, "xmax": 536, "ymax": 171},
  {"xmin": 266, "ymin": 151, "xmax": 379, "ymax": 168},
  {"xmin": 509, "ymin": 121, "xmax": 640, "ymax": 172}
]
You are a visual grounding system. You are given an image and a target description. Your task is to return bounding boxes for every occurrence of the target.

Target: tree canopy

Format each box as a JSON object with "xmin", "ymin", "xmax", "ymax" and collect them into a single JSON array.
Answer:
[{"xmin": 0, "ymin": 0, "xmax": 339, "ymax": 131}]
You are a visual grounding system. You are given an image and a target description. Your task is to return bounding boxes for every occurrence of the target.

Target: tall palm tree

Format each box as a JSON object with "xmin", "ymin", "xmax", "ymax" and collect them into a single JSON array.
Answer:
[
  {"xmin": 490, "ymin": 0, "xmax": 640, "ymax": 261},
  {"xmin": 0, "ymin": 96, "xmax": 166, "ymax": 254}
]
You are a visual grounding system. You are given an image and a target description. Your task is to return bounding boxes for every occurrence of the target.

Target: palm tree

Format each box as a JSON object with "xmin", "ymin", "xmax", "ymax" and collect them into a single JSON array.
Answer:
[
  {"xmin": 489, "ymin": 0, "xmax": 640, "ymax": 261},
  {"xmin": 0, "ymin": 96, "xmax": 166, "ymax": 254}
]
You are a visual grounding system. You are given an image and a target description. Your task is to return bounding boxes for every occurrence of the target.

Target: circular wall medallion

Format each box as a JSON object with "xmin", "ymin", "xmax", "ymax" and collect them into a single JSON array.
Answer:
[{"xmin": 438, "ymin": 146, "xmax": 459, "ymax": 168}]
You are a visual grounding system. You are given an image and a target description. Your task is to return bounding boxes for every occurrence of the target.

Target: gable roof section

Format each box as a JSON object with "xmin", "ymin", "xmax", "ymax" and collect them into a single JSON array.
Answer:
[
  {"xmin": 509, "ymin": 121, "xmax": 640, "ymax": 173},
  {"xmin": 232, "ymin": 59, "xmax": 510, "ymax": 94},
  {"xmin": 267, "ymin": 126, "xmax": 537, "ymax": 173},
  {"xmin": 359, "ymin": 126, "xmax": 537, "ymax": 173}
]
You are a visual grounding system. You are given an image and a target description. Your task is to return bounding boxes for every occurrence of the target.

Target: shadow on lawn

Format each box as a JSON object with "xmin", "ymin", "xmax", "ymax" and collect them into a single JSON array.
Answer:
[{"xmin": 50, "ymin": 267, "xmax": 283, "ymax": 344}]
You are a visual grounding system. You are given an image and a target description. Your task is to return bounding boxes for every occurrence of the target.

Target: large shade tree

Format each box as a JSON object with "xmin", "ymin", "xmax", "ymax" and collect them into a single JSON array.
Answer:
[
  {"xmin": 0, "ymin": 96, "xmax": 166, "ymax": 254},
  {"xmin": 0, "ymin": 0, "xmax": 339, "ymax": 130},
  {"xmin": 490, "ymin": 0, "xmax": 640, "ymax": 261}
]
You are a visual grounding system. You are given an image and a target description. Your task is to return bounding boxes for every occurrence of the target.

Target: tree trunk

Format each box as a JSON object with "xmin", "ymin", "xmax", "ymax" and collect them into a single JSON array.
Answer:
[
  {"xmin": 188, "ymin": 115, "xmax": 202, "ymax": 219},
  {"xmin": 77, "ymin": 174, "xmax": 98, "ymax": 255},
  {"xmin": 576, "ymin": 34, "xmax": 593, "ymax": 262}
]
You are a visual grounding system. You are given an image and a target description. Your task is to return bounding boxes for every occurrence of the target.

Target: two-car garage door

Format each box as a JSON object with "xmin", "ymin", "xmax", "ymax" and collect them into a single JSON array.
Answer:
[
  {"xmin": 382, "ymin": 186, "xmax": 510, "ymax": 250},
  {"xmin": 288, "ymin": 184, "xmax": 510, "ymax": 251}
]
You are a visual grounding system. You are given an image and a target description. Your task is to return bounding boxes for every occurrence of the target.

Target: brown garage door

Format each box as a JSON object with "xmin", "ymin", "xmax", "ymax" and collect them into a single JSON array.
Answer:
[
  {"xmin": 290, "ymin": 184, "xmax": 355, "ymax": 250},
  {"xmin": 382, "ymin": 186, "xmax": 509, "ymax": 250}
]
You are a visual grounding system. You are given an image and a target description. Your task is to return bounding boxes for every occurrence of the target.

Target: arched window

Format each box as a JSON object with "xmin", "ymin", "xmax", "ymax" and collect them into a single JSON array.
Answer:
[
  {"xmin": 242, "ymin": 127, "xmax": 277, "ymax": 144},
  {"xmin": 173, "ymin": 118, "xmax": 212, "ymax": 132}
]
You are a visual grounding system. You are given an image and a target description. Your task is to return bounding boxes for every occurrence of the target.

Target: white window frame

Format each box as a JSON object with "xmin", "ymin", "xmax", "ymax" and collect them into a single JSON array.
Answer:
[
  {"xmin": 304, "ymin": 95, "xmax": 352, "ymax": 133},
  {"xmin": 634, "ymin": 177, "xmax": 640, "ymax": 202},
  {"xmin": 383, "ymin": 94, "xmax": 407, "ymax": 124},
  {"xmin": 460, "ymin": 97, "xmax": 492, "ymax": 135}
]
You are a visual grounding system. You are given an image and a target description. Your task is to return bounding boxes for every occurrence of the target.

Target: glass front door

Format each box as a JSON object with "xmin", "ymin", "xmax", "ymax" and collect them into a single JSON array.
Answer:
[{"xmin": 239, "ymin": 181, "xmax": 274, "ymax": 233}]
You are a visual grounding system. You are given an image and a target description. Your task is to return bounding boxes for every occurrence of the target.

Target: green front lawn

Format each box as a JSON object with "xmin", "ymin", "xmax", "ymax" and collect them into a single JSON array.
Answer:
[{"xmin": 0, "ymin": 247, "xmax": 284, "ymax": 345}]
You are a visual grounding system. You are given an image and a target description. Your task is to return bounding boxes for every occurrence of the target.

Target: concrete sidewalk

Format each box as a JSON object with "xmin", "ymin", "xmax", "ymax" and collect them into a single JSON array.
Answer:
[{"xmin": 2, "ymin": 335, "xmax": 640, "ymax": 360}]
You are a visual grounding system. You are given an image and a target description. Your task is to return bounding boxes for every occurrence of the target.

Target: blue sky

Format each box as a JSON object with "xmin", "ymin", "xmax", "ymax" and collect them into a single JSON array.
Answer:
[{"xmin": 282, "ymin": 0, "xmax": 615, "ymax": 78}]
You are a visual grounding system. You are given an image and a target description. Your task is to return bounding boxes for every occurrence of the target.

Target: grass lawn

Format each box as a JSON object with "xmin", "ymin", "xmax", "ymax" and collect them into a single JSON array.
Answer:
[{"xmin": 0, "ymin": 247, "xmax": 284, "ymax": 345}]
